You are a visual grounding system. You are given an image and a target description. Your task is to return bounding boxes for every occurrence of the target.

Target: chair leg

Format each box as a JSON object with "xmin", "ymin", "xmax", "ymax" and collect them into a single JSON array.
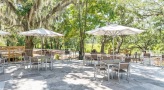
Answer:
[
  {"xmin": 45, "ymin": 63, "xmax": 47, "ymax": 70},
  {"xmin": 24, "ymin": 64, "xmax": 26, "ymax": 69},
  {"xmin": 107, "ymin": 69, "xmax": 110, "ymax": 81},
  {"xmin": 126, "ymin": 72, "xmax": 129, "ymax": 83},
  {"xmin": 103, "ymin": 70, "xmax": 106, "ymax": 77},
  {"xmin": 38, "ymin": 64, "xmax": 40, "ymax": 71},
  {"xmin": 30, "ymin": 63, "xmax": 32, "ymax": 70},
  {"xmin": 120, "ymin": 73, "xmax": 123, "ymax": 79},
  {"xmin": 94, "ymin": 68, "xmax": 96, "ymax": 79},
  {"xmin": 118, "ymin": 72, "xmax": 120, "ymax": 83},
  {"xmin": 3, "ymin": 66, "xmax": 4, "ymax": 74},
  {"xmin": 48, "ymin": 63, "xmax": 50, "ymax": 70},
  {"xmin": 51, "ymin": 62, "xmax": 53, "ymax": 70},
  {"xmin": 1, "ymin": 66, "xmax": 4, "ymax": 74}
]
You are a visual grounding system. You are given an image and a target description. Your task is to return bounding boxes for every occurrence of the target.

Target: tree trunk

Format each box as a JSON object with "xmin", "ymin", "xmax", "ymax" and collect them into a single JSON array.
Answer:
[
  {"xmin": 116, "ymin": 36, "xmax": 124, "ymax": 53},
  {"xmin": 56, "ymin": 38, "xmax": 59, "ymax": 49},
  {"xmin": 91, "ymin": 37, "xmax": 95, "ymax": 51},
  {"xmin": 78, "ymin": 0, "xmax": 88, "ymax": 60},
  {"xmin": 25, "ymin": 36, "xmax": 34, "ymax": 56},
  {"xmin": 6, "ymin": 40, "xmax": 9, "ymax": 46},
  {"xmin": 100, "ymin": 36, "xmax": 107, "ymax": 53},
  {"xmin": 45, "ymin": 38, "xmax": 49, "ymax": 49},
  {"xmin": 22, "ymin": 21, "xmax": 34, "ymax": 56},
  {"xmin": 53, "ymin": 38, "xmax": 56, "ymax": 49},
  {"xmin": 50, "ymin": 38, "xmax": 53, "ymax": 49},
  {"xmin": 78, "ymin": 1, "xmax": 83, "ymax": 60}
]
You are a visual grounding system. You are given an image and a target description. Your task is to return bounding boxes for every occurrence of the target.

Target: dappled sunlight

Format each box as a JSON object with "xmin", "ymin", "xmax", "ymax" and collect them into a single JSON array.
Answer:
[
  {"xmin": 1, "ymin": 60, "xmax": 164, "ymax": 90},
  {"xmin": 1, "ymin": 0, "xmax": 164, "ymax": 90},
  {"xmin": 63, "ymin": 73, "xmax": 112, "ymax": 90},
  {"xmin": 6, "ymin": 78, "xmax": 47, "ymax": 90},
  {"xmin": 5, "ymin": 66, "xmax": 18, "ymax": 73},
  {"xmin": 131, "ymin": 63, "xmax": 164, "ymax": 83}
]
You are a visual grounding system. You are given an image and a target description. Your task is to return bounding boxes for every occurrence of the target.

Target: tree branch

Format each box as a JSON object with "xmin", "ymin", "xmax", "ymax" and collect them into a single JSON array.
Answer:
[
  {"xmin": 4, "ymin": 25, "xmax": 22, "ymax": 30},
  {"xmin": 136, "ymin": 45, "xmax": 143, "ymax": 50},
  {"xmin": 28, "ymin": 0, "xmax": 41, "ymax": 26},
  {"xmin": 4, "ymin": 0, "xmax": 17, "ymax": 15},
  {"xmin": 42, "ymin": 0, "xmax": 73, "ymax": 22}
]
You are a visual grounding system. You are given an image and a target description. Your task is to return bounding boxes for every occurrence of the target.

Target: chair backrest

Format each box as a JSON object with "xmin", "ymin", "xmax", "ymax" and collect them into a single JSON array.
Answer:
[
  {"xmin": 0, "ymin": 53, "xmax": 2, "ymax": 58},
  {"xmin": 101, "ymin": 54, "xmax": 109, "ymax": 60},
  {"xmin": 119, "ymin": 62, "xmax": 129, "ymax": 70},
  {"xmin": 23, "ymin": 56, "xmax": 30, "ymax": 61},
  {"xmin": 161, "ymin": 55, "xmax": 164, "ymax": 61},
  {"xmin": 109, "ymin": 55, "xmax": 123, "ymax": 61},
  {"xmin": 143, "ymin": 53, "xmax": 150, "ymax": 62},
  {"xmin": 125, "ymin": 58, "xmax": 131, "ymax": 62},
  {"xmin": 0, "ymin": 58, "xmax": 5, "ymax": 64},
  {"xmin": 91, "ymin": 54, "xmax": 97, "ymax": 60},
  {"xmin": 45, "ymin": 56, "xmax": 51, "ymax": 61},
  {"xmin": 109, "ymin": 55, "xmax": 116, "ymax": 60},
  {"xmin": 144, "ymin": 53, "xmax": 150, "ymax": 58},
  {"xmin": 134, "ymin": 52, "xmax": 137, "ymax": 58},
  {"xmin": 31, "ymin": 57, "xmax": 38, "ymax": 62},
  {"xmin": 162, "ymin": 55, "xmax": 164, "ymax": 58},
  {"xmin": 37, "ymin": 56, "xmax": 51, "ymax": 61},
  {"xmin": 45, "ymin": 51, "xmax": 51, "ymax": 57},
  {"xmin": 84, "ymin": 55, "xmax": 91, "ymax": 60}
]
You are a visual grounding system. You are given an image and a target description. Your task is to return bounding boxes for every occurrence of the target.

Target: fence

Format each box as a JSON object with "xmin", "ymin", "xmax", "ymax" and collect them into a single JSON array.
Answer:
[
  {"xmin": 0, "ymin": 47, "xmax": 79, "ymax": 62},
  {"xmin": 0, "ymin": 46, "xmax": 25, "ymax": 62}
]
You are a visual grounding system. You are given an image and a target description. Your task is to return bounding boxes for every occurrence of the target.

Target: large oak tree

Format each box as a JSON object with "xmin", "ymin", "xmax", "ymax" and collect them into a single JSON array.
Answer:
[{"xmin": 0, "ymin": 0, "xmax": 76, "ymax": 56}]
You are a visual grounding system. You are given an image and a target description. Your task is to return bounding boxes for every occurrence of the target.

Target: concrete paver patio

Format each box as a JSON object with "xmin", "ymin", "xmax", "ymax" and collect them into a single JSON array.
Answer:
[{"xmin": 0, "ymin": 60, "xmax": 164, "ymax": 90}]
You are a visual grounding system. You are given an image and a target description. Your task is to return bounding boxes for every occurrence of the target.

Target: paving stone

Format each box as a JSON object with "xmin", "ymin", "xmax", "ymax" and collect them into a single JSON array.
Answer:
[
  {"xmin": 0, "ymin": 81, "xmax": 5, "ymax": 90},
  {"xmin": 0, "ymin": 61, "xmax": 164, "ymax": 90}
]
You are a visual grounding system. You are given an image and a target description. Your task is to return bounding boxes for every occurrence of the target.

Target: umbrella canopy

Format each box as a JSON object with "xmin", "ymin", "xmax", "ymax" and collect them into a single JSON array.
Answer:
[
  {"xmin": 19, "ymin": 28, "xmax": 63, "ymax": 37},
  {"xmin": 86, "ymin": 24, "xmax": 144, "ymax": 36},
  {"xmin": 19, "ymin": 28, "xmax": 63, "ymax": 55},
  {"xmin": 86, "ymin": 24, "xmax": 144, "ymax": 55},
  {"xmin": 0, "ymin": 30, "xmax": 10, "ymax": 36}
]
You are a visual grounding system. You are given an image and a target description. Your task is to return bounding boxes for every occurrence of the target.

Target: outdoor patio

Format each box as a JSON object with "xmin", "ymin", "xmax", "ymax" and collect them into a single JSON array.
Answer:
[{"xmin": 0, "ymin": 60, "xmax": 164, "ymax": 90}]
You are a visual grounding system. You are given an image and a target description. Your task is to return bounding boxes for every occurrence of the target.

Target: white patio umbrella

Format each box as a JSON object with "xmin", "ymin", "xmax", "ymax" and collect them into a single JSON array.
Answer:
[
  {"xmin": 0, "ymin": 30, "xmax": 10, "ymax": 36},
  {"xmin": 86, "ymin": 24, "xmax": 144, "ymax": 55},
  {"xmin": 19, "ymin": 28, "xmax": 63, "ymax": 37},
  {"xmin": 19, "ymin": 28, "xmax": 63, "ymax": 54}
]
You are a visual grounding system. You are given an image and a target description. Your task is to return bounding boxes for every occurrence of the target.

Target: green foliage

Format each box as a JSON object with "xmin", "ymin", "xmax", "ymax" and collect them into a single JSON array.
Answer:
[
  {"xmin": 1, "ymin": 0, "xmax": 164, "ymax": 54},
  {"xmin": 0, "ymin": 38, "xmax": 5, "ymax": 46},
  {"xmin": 16, "ymin": 3, "xmax": 33, "ymax": 16},
  {"xmin": 85, "ymin": 44, "xmax": 99, "ymax": 53},
  {"xmin": 16, "ymin": 36, "xmax": 25, "ymax": 46},
  {"xmin": 55, "ymin": 54, "xmax": 60, "ymax": 60}
]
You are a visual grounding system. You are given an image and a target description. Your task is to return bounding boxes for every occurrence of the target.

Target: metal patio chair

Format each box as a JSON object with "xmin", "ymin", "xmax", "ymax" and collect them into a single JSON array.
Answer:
[
  {"xmin": 114, "ymin": 62, "xmax": 130, "ymax": 82},
  {"xmin": 0, "ymin": 58, "xmax": 5, "ymax": 74}
]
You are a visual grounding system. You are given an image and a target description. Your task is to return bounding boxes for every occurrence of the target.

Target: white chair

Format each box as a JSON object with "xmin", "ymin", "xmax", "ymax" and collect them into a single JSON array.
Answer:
[
  {"xmin": 30, "ymin": 57, "xmax": 41, "ymax": 71},
  {"xmin": 0, "ymin": 58, "xmax": 5, "ymax": 74},
  {"xmin": 142, "ymin": 53, "xmax": 154, "ymax": 65},
  {"xmin": 94, "ymin": 54, "xmax": 110, "ymax": 80},
  {"xmin": 91, "ymin": 53, "xmax": 98, "ymax": 64},
  {"xmin": 83, "ymin": 55, "xmax": 92, "ymax": 65},
  {"xmin": 114, "ymin": 62, "xmax": 130, "ymax": 82},
  {"xmin": 22, "ymin": 56, "xmax": 31, "ymax": 69},
  {"xmin": 43, "ymin": 56, "xmax": 54, "ymax": 70},
  {"xmin": 94, "ymin": 60, "xmax": 107, "ymax": 80}
]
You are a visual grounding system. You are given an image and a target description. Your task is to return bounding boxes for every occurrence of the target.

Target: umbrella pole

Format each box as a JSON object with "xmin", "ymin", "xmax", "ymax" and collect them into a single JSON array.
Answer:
[
  {"xmin": 112, "ymin": 36, "xmax": 114, "ymax": 59},
  {"xmin": 41, "ymin": 37, "xmax": 43, "ymax": 56}
]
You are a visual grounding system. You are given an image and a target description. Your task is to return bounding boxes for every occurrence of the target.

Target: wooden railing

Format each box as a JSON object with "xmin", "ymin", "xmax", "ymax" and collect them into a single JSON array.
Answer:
[{"xmin": 0, "ymin": 46, "xmax": 25, "ymax": 62}]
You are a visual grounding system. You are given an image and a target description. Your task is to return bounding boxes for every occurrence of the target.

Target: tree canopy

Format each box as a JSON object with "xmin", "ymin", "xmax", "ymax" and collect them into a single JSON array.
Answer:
[{"xmin": 0, "ymin": 0, "xmax": 164, "ymax": 57}]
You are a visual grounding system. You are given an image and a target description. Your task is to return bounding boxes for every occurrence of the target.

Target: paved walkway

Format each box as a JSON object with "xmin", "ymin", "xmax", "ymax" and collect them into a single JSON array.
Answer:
[{"xmin": 0, "ymin": 60, "xmax": 164, "ymax": 90}]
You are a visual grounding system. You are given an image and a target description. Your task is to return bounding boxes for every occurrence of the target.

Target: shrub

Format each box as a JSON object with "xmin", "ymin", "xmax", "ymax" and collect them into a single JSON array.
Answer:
[{"xmin": 55, "ymin": 54, "xmax": 60, "ymax": 60}]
